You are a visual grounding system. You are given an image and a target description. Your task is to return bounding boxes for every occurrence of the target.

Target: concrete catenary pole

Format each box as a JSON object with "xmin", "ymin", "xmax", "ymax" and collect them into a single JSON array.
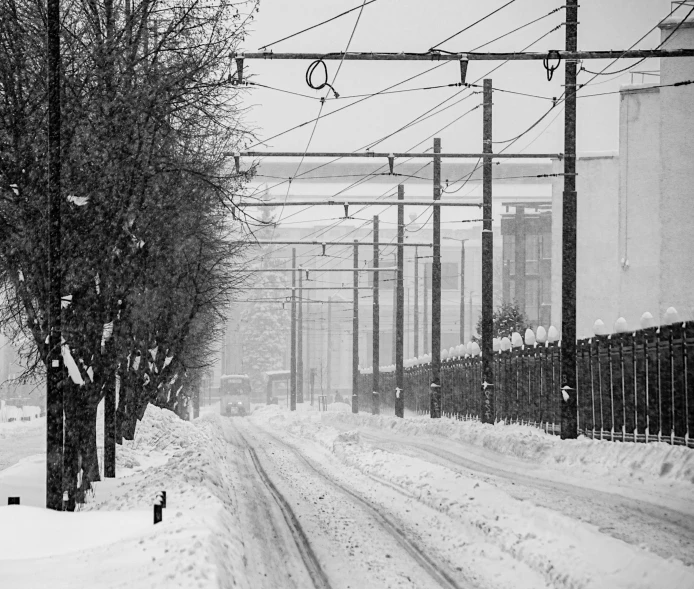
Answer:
[
  {"xmin": 297, "ymin": 264, "xmax": 304, "ymax": 403},
  {"xmin": 352, "ymin": 241, "xmax": 359, "ymax": 413},
  {"xmin": 392, "ymin": 253, "xmax": 397, "ymax": 364},
  {"xmin": 372, "ymin": 216, "xmax": 380, "ymax": 414},
  {"xmin": 481, "ymin": 79, "xmax": 495, "ymax": 424},
  {"xmin": 327, "ymin": 296, "xmax": 332, "ymax": 396},
  {"xmin": 430, "ymin": 138, "xmax": 442, "ymax": 418},
  {"xmin": 423, "ymin": 262, "xmax": 429, "ymax": 354},
  {"xmin": 459, "ymin": 240, "xmax": 466, "ymax": 344},
  {"xmin": 395, "ymin": 185, "xmax": 405, "ymax": 418},
  {"xmin": 561, "ymin": 0, "xmax": 579, "ymax": 439},
  {"xmin": 46, "ymin": 0, "xmax": 64, "ymax": 509},
  {"xmin": 414, "ymin": 246, "xmax": 419, "ymax": 357},
  {"xmin": 290, "ymin": 248, "xmax": 297, "ymax": 411}
]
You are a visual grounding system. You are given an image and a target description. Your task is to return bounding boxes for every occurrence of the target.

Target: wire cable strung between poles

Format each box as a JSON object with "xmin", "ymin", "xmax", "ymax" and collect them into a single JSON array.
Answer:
[
  {"xmin": 579, "ymin": 2, "xmax": 694, "ymax": 77},
  {"xmin": 429, "ymin": 0, "xmax": 517, "ymax": 51},
  {"xmin": 258, "ymin": 0, "xmax": 379, "ymax": 50},
  {"xmin": 242, "ymin": 21, "xmax": 569, "ymax": 268}
]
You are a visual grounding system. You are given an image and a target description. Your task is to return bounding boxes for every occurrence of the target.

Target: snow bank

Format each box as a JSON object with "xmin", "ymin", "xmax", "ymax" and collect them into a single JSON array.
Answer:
[
  {"xmin": 251, "ymin": 408, "xmax": 694, "ymax": 589},
  {"xmin": 0, "ymin": 404, "xmax": 251, "ymax": 589},
  {"xmin": 0, "ymin": 404, "xmax": 21, "ymax": 422},
  {"xmin": 0, "ymin": 404, "xmax": 40, "ymax": 423},
  {"xmin": 321, "ymin": 412, "xmax": 694, "ymax": 485}
]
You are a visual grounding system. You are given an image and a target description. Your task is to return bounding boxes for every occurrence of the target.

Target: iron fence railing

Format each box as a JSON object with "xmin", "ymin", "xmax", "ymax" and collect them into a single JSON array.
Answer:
[{"xmin": 358, "ymin": 321, "xmax": 693, "ymax": 447}]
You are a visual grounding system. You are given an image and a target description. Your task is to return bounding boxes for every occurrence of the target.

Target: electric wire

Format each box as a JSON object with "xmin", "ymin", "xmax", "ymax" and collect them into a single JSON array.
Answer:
[
  {"xmin": 579, "ymin": 2, "xmax": 694, "ymax": 77},
  {"xmin": 429, "ymin": 0, "xmax": 518, "ymax": 51},
  {"xmin": 258, "ymin": 0, "xmax": 379, "ymax": 50}
]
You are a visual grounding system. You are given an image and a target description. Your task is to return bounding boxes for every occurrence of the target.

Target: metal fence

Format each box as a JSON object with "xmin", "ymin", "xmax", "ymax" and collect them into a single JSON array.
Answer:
[{"xmin": 358, "ymin": 321, "xmax": 693, "ymax": 447}]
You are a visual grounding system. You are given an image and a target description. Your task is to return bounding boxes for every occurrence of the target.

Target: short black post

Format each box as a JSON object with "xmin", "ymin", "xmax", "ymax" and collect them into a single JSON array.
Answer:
[
  {"xmin": 8, "ymin": 497, "xmax": 20, "ymax": 505},
  {"xmin": 154, "ymin": 490, "xmax": 166, "ymax": 524}
]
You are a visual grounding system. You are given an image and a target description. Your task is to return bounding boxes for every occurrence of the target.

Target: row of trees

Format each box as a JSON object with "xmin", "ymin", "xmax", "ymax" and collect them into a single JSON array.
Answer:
[{"xmin": 0, "ymin": 0, "xmax": 258, "ymax": 507}]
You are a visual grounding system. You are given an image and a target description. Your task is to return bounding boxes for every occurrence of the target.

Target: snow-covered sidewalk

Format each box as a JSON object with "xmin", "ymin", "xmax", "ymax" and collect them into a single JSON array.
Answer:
[
  {"xmin": 248, "ymin": 404, "xmax": 694, "ymax": 589},
  {"xmin": 0, "ymin": 406, "xmax": 249, "ymax": 589}
]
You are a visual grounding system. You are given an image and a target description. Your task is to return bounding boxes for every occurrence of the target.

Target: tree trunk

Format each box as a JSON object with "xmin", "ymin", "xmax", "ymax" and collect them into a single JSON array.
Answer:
[{"xmin": 62, "ymin": 380, "xmax": 80, "ymax": 511}]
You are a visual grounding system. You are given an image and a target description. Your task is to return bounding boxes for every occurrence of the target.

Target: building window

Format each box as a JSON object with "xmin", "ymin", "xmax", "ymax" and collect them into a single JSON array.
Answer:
[{"xmin": 526, "ymin": 234, "xmax": 539, "ymax": 276}]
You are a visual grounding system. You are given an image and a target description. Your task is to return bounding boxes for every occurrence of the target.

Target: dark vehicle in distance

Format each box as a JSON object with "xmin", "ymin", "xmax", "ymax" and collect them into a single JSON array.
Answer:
[{"xmin": 220, "ymin": 374, "xmax": 252, "ymax": 416}]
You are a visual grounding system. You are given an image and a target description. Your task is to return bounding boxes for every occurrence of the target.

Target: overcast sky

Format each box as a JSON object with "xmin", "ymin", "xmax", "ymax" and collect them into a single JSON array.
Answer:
[{"xmin": 239, "ymin": 0, "xmax": 679, "ymax": 156}]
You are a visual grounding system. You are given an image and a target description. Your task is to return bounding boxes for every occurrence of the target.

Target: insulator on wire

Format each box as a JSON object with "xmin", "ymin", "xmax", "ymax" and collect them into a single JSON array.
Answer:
[
  {"xmin": 321, "ymin": 243, "xmax": 326, "ymax": 256},
  {"xmin": 459, "ymin": 55, "xmax": 469, "ymax": 85},
  {"xmin": 235, "ymin": 55, "xmax": 245, "ymax": 84},
  {"xmin": 343, "ymin": 202, "xmax": 349, "ymax": 218},
  {"xmin": 388, "ymin": 154, "xmax": 394, "ymax": 175},
  {"xmin": 234, "ymin": 152, "xmax": 240, "ymax": 174}
]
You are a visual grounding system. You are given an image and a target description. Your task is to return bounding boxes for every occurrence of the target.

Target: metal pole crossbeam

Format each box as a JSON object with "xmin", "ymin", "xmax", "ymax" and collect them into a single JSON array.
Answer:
[
  {"xmin": 241, "ymin": 200, "xmax": 481, "ymax": 207},
  {"xmin": 239, "ymin": 151, "xmax": 561, "ymax": 159},
  {"xmin": 234, "ymin": 49, "xmax": 694, "ymax": 61},
  {"xmin": 244, "ymin": 267, "xmax": 397, "ymax": 272},
  {"xmin": 241, "ymin": 240, "xmax": 433, "ymax": 247},
  {"xmin": 240, "ymin": 286, "xmax": 374, "ymax": 290}
]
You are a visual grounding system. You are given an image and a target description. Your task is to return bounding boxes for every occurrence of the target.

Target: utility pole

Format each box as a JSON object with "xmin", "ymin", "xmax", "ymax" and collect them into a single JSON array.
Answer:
[
  {"xmin": 297, "ymin": 264, "xmax": 304, "ymax": 403},
  {"xmin": 395, "ymin": 186, "xmax": 405, "ymax": 418},
  {"xmin": 430, "ymin": 138, "xmax": 442, "ymax": 418},
  {"xmin": 306, "ymin": 292, "xmax": 311, "ymax": 403},
  {"xmin": 481, "ymin": 79, "xmax": 495, "ymax": 424},
  {"xmin": 327, "ymin": 296, "xmax": 332, "ymax": 397},
  {"xmin": 459, "ymin": 240, "xmax": 466, "ymax": 343},
  {"xmin": 414, "ymin": 246, "xmax": 419, "ymax": 357},
  {"xmin": 392, "ymin": 253, "xmax": 397, "ymax": 364},
  {"xmin": 423, "ymin": 263, "xmax": 429, "ymax": 354},
  {"xmin": 372, "ymin": 216, "xmax": 380, "ymax": 415},
  {"xmin": 352, "ymin": 241, "xmax": 359, "ymax": 413},
  {"xmin": 562, "ymin": 0, "xmax": 579, "ymax": 439},
  {"xmin": 46, "ymin": 0, "xmax": 63, "ymax": 510},
  {"xmin": 290, "ymin": 248, "xmax": 297, "ymax": 411}
]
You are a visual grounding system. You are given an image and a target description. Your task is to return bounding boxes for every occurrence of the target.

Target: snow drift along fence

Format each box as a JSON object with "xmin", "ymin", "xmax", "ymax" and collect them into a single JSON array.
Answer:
[{"xmin": 357, "ymin": 321, "xmax": 693, "ymax": 447}]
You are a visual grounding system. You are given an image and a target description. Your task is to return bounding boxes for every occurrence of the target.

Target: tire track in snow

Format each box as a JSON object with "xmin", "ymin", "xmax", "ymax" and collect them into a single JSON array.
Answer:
[
  {"xmin": 356, "ymin": 428, "xmax": 694, "ymax": 566},
  {"xmin": 255, "ymin": 424, "xmax": 468, "ymax": 589},
  {"xmin": 238, "ymin": 430, "xmax": 333, "ymax": 589}
]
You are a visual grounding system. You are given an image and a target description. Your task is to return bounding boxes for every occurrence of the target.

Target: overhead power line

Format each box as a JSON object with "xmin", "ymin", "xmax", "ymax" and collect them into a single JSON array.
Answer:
[
  {"xmin": 258, "ymin": 0, "xmax": 379, "ymax": 50},
  {"xmin": 429, "ymin": 0, "xmax": 517, "ymax": 51}
]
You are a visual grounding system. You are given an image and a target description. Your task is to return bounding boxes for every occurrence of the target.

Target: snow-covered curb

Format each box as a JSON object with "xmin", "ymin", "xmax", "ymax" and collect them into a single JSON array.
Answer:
[{"xmin": 320, "ymin": 411, "xmax": 694, "ymax": 485}]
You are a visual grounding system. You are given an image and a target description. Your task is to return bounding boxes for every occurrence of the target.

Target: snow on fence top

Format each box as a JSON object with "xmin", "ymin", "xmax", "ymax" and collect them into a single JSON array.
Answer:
[{"xmin": 360, "ymin": 307, "xmax": 685, "ymax": 373}]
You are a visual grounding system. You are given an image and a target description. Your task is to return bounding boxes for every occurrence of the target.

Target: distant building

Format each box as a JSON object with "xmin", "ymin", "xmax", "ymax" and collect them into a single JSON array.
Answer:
[{"xmin": 550, "ymin": 11, "xmax": 694, "ymax": 337}]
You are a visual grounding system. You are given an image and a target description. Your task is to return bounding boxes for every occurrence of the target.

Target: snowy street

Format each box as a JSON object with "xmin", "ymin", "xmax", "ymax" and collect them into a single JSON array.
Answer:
[{"xmin": 2, "ymin": 403, "xmax": 694, "ymax": 588}]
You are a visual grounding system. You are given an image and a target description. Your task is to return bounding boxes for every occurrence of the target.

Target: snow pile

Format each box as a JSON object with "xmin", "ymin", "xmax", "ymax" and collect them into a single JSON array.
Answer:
[
  {"xmin": 251, "ymin": 408, "xmax": 694, "ymax": 589},
  {"xmin": 21, "ymin": 406, "xmax": 40, "ymax": 420},
  {"xmin": 0, "ymin": 404, "xmax": 22, "ymax": 422},
  {"xmin": 321, "ymin": 412, "xmax": 694, "ymax": 485},
  {"xmin": 1, "ymin": 405, "xmax": 251, "ymax": 589}
]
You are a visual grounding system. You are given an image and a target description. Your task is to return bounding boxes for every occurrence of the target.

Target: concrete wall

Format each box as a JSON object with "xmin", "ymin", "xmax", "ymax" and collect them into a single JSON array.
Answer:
[
  {"xmin": 658, "ymin": 15, "xmax": 694, "ymax": 323},
  {"xmin": 618, "ymin": 85, "xmax": 662, "ymax": 328},
  {"xmin": 551, "ymin": 154, "xmax": 620, "ymax": 338}
]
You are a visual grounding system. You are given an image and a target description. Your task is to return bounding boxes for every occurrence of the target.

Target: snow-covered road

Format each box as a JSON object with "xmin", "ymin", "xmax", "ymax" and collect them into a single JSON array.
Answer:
[
  {"xmin": 338, "ymin": 424, "xmax": 694, "ymax": 567},
  {"xmin": 231, "ymin": 418, "xmax": 484, "ymax": 589},
  {"xmin": 2, "ymin": 404, "xmax": 693, "ymax": 589},
  {"xmin": 243, "ymin": 405, "xmax": 694, "ymax": 589}
]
